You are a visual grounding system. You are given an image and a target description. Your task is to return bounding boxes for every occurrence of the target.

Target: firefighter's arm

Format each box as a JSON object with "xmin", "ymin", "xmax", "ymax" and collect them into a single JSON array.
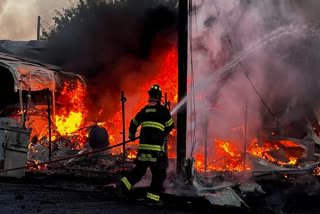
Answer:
[
  {"xmin": 128, "ymin": 110, "xmax": 143, "ymax": 141},
  {"xmin": 164, "ymin": 110, "xmax": 174, "ymax": 134}
]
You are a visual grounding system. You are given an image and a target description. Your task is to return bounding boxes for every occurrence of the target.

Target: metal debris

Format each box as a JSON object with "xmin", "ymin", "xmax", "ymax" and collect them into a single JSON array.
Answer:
[
  {"xmin": 204, "ymin": 187, "xmax": 249, "ymax": 208},
  {"xmin": 0, "ymin": 125, "xmax": 31, "ymax": 178}
]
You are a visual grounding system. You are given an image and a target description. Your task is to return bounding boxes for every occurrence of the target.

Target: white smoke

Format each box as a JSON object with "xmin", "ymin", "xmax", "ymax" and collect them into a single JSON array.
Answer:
[
  {"xmin": 0, "ymin": 0, "xmax": 7, "ymax": 14},
  {"xmin": 0, "ymin": 0, "xmax": 79, "ymax": 40},
  {"xmin": 187, "ymin": 0, "xmax": 320, "ymax": 161}
]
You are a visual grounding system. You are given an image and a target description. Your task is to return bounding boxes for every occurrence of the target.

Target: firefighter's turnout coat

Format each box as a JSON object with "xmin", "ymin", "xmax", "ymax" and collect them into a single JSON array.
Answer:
[{"xmin": 120, "ymin": 101, "xmax": 174, "ymax": 202}]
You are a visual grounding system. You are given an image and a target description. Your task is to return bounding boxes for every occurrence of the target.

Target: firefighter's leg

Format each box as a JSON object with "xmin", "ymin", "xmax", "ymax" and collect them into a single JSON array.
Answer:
[
  {"xmin": 119, "ymin": 161, "xmax": 148, "ymax": 192},
  {"xmin": 147, "ymin": 152, "xmax": 168, "ymax": 201}
]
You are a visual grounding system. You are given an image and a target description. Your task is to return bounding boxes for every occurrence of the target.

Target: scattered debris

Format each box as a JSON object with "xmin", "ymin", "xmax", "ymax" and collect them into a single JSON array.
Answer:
[
  {"xmin": 239, "ymin": 183, "xmax": 265, "ymax": 194},
  {"xmin": 0, "ymin": 125, "xmax": 31, "ymax": 178},
  {"xmin": 204, "ymin": 188, "xmax": 248, "ymax": 208}
]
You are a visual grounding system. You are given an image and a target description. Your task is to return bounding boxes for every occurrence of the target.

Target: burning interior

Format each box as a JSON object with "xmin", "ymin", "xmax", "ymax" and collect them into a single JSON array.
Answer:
[{"xmin": 0, "ymin": 47, "xmax": 178, "ymax": 170}]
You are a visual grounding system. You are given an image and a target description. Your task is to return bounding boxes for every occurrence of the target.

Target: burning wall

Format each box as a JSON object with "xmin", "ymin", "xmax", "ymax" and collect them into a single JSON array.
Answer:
[{"xmin": 186, "ymin": 0, "xmax": 320, "ymax": 172}]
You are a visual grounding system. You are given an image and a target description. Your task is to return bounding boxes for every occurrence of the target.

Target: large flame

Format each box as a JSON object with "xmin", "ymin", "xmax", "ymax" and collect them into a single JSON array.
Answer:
[
  {"xmin": 25, "ymin": 79, "xmax": 89, "ymax": 150},
  {"xmin": 195, "ymin": 139, "xmax": 249, "ymax": 172},
  {"xmin": 26, "ymin": 46, "xmax": 177, "ymax": 162},
  {"xmin": 21, "ymin": 43, "xmax": 312, "ymax": 173},
  {"xmin": 55, "ymin": 80, "xmax": 88, "ymax": 136},
  {"xmin": 23, "ymin": 44, "xmax": 308, "ymax": 173},
  {"xmin": 247, "ymin": 138, "xmax": 302, "ymax": 166},
  {"xmin": 195, "ymin": 138, "xmax": 304, "ymax": 172},
  {"xmin": 98, "ymin": 46, "xmax": 178, "ymax": 157}
]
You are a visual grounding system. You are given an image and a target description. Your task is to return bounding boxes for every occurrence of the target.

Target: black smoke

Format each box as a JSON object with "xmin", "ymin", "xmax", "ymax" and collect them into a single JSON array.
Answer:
[{"xmin": 39, "ymin": 0, "xmax": 178, "ymax": 120}]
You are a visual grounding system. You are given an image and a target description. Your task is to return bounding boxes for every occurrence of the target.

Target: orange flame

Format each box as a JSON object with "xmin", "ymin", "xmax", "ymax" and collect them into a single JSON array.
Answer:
[
  {"xmin": 195, "ymin": 137, "xmax": 303, "ymax": 172},
  {"xmin": 22, "ymin": 44, "xmax": 308, "ymax": 174},
  {"xmin": 27, "ymin": 46, "xmax": 178, "ymax": 170},
  {"xmin": 25, "ymin": 79, "xmax": 88, "ymax": 150},
  {"xmin": 55, "ymin": 80, "xmax": 88, "ymax": 136},
  {"xmin": 216, "ymin": 139, "xmax": 241, "ymax": 157},
  {"xmin": 247, "ymin": 138, "xmax": 300, "ymax": 166},
  {"xmin": 98, "ymin": 46, "xmax": 178, "ymax": 156},
  {"xmin": 313, "ymin": 166, "xmax": 320, "ymax": 176},
  {"xmin": 127, "ymin": 148, "xmax": 138, "ymax": 160}
]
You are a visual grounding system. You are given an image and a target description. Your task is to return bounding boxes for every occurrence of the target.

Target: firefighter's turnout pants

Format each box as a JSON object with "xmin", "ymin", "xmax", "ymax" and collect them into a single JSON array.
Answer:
[{"xmin": 120, "ymin": 144, "xmax": 168, "ymax": 202}]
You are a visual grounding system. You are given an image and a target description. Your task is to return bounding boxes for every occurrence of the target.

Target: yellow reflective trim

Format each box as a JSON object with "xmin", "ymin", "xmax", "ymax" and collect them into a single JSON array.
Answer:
[
  {"xmin": 165, "ymin": 118, "xmax": 173, "ymax": 127},
  {"xmin": 139, "ymin": 144, "xmax": 163, "ymax": 151},
  {"xmin": 121, "ymin": 177, "xmax": 132, "ymax": 190},
  {"xmin": 138, "ymin": 157, "xmax": 157, "ymax": 162},
  {"xmin": 141, "ymin": 121, "xmax": 164, "ymax": 131},
  {"xmin": 140, "ymin": 153, "xmax": 152, "ymax": 158},
  {"xmin": 141, "ymin": 125, "xmax": 164, "ymax": 131},
  {"xmin": 147, "ymin": 192, "xmax": 160, "ymax": 201},
  {"xmin": 138, "ymin": 153, "xmax": 157, "ymax": 162},
  {"xmin": 132, "ymin": 118, "xmax": 139, "ymax": 126},
  {"xmin": 142, "ymin": 121, "xmax": 164, "ymax": 129}
]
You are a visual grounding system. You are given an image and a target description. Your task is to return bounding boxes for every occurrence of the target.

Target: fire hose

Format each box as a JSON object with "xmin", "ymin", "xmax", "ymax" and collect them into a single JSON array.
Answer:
[{"xmin": 0, "ymin": 137, "xmax": 140, "ymax": 174}]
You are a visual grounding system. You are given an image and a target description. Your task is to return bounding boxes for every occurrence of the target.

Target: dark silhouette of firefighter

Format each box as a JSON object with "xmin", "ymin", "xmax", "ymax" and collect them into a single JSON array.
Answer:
[{"xmin": 118, "ymin": 84, "xmax": 174, "ymax": 204}]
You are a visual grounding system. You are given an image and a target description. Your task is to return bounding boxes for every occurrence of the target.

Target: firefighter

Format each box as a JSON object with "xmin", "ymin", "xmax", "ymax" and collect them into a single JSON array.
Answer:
[{"xmin": 117, "ymin": 84, "xmax": 174, "ymax": 205}]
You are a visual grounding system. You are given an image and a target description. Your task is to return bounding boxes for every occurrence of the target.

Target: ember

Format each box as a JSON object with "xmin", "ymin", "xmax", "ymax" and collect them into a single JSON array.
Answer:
[
  {"xmin": 313, "ymin": 166, "xmax": 320, "ymax": 176},
  {"xmin": 127, "ymin": 148, "xmax": 137, "ymax": 160},
  {"xmin": 26, "ymin": 160, "xmax": 48, "ymax": 171}
]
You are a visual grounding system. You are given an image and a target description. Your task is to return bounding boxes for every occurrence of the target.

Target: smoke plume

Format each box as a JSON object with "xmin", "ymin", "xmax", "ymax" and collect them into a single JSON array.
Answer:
[
  {"xmin": 188, "ymin": 0, "xmax": 320, "ymax": 160},
  {"xmin": 40, "ymin": 1, "xmax": 178, "ymax": 122},
  {"xmin": 0, "ymin": 0, "xmax": 7, "ymax": 14}
]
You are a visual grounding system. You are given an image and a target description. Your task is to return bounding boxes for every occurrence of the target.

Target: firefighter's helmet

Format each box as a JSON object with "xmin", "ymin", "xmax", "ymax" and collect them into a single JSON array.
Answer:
[{"xmin": 148, "ymin": 84, "xmax": 162, "ymax": 101}]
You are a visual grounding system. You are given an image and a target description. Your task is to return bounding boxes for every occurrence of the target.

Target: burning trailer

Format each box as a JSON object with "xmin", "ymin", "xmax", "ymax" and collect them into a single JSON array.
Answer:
[
  {"xmin": 0, "ymin": 44, "xmax": 179, "ymax": 177},
  {"xmin": 0, "ymin": 52, "xmax": 87, "ymax": 177}
]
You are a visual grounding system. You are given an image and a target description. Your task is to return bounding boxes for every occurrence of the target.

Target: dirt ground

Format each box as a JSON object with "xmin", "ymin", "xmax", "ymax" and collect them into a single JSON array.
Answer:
[
  {"xmin": 0, "ymin": 183, "xmax": 186, "ymax": 214},
  {"xmin": 0, "ymin": 183, "xmax": 246, "ymax": 214}
]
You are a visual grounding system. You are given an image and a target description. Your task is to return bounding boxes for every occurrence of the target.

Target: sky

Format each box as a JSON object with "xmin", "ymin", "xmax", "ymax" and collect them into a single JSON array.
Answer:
[
  {"xmin": 0, "ymin": 0, "xmax": 319, "ymax": 41},
  {"xmin": 0, "ymin": 0, "xmax": 79, "ymax": 41}
]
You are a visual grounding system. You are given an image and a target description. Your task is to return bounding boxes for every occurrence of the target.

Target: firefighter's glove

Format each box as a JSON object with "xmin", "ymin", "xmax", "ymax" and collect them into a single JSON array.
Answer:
[{"xmin": 129, "ymin": 133, "xmax": 135, "ymax": 141}]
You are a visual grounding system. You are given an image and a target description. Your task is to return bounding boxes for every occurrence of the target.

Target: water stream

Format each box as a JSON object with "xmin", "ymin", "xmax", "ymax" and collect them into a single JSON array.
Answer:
[{"xmin": 170, "ymin": 24, "xmax": 311, "ymax": 116}]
